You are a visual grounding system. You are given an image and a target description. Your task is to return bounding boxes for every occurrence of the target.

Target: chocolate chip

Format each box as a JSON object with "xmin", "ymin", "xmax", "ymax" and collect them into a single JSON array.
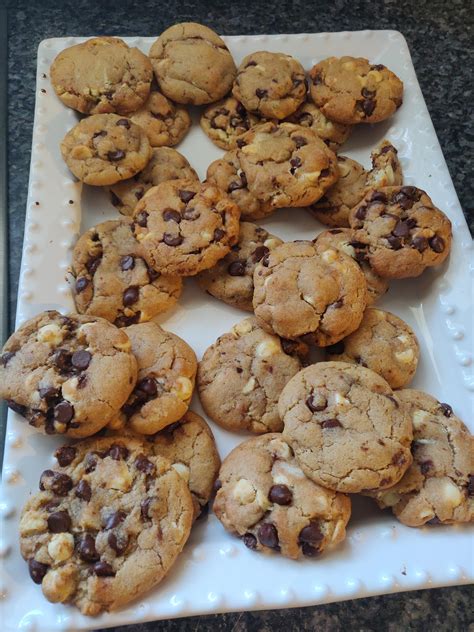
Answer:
[
  {"xmin": 55, "ymin": 445, "xmax": 76, "ymax": 467},
  {"xmin": 468, "ymin": 475, "xmax": 474, "ymax": 496},
  {"xmin": 257, "ymin": 523, "xmax": 279, "ymax": 549},
  {"xmin": 439, "ymin": 402, "xmax": 453, "ymax": 417},
  {"xmin": 321, "ymin": 418, "xmax": 342, "ymax": 429},
  {"xmin": 268, "ymin": 484, "xmax": 293, "ymax": 505},
  {"xmin": 92, "ymin": 561, "xmax": 115, "ymax": 577},
  {"xmin": 361, "ymin": 87, "xmax": 375, "ymax": 99},
  {"xmin": 331, "ymin": 299, "xmax": 343, "ymax": 309},
  {"xmin": 361, "ymin": 99, "xmax": 376, "ymax": 116},
  {"xmin": 163, "ymin": 233, "xmax": 183, "ymax": 247},
  {"xmin": 116, "ymin": 118, "xmax": 130, "ymax": 128},
  {"xmin": 371, "ymin": 191, "xmax": 388, "ymax": 203},
  {"xmin": 178, "ymin": 189, "xmax": 196, "ymax": 203},
  {"xmin": 391, "ymin": 191, "xmax": 414, "ymax": 210},
  {"xmin": 115, "ymin": 313, "xmax": 140, "ymax": 328},
  {"xmin": 429, "ymin": 235, "xmax": 445, "ymax": 253},
  {"xmin": 182, "ymin": 206, "xmax": 200, "ymax": 221},
  {"xmin": 391, "ymin": 452, "xmax": 406, "ymax": 466},
  {"xmin": 75, "ymin": 480, "xmax": 92, "ymax": 501},
  {"xmin": 380, "ymin": 144, "xmax": 395, "ymax": 154},
  {"xmin": 213, "ymin": 479, "xmax": 222, "ymax": 492},
  {"xmin": 136, "ymin": 377, "xmax": 157, "ymax": 397},
  {"xmin": 39, "ymin": 386, "xmax": 59, "ymax": 400},
  {"xmin": 120, "ymin": 255, "xmax": 135, "ymax": 271},
  {"xmin": 110, "ymin": 191, "xmax": 122, "ymax": 207},
  {"xmin": 412, "ymin": 235, "xmax": 428, "ymax": 252},
  {"xmin": 312, "ymin": 72, "xmax": 322, "ymax": 85},
  {"xmin": 163, "ymin": 209, "xmax": 181, "ymax": 223},
  {"xmin": 28, "ymin": 559, "xmax": 49, "ymax": 584},
  {"xmin": 135, "ymin": 454, "xmax": 155, "ymax": 475},
  {"xmin": 135, "ymin": 211, "xmax": 148, "ymax": 227},
  {"xmin": 123, "ymin": 286, "xmax": 139, "ymax": 306},
  {"xmin": 326, "ymin": 341, "xmax": 345, "ymax": 355},
  {"xmin": 255, "ymin": 88, "xmax": 268, "ymax": 98},
  {"xmin": 400, "ymin": 186, "xmax": 419, "ymax": 199},
  {"xmin": 147, "ymin": 265, "xmax": 160, "ymax": 282},
  {"xmin": 92, "ymin": 130, "xmax": 107, "ymax": 139},
  {"xmin": 280, "ymin": 339, "xmax": 297, "ymax": 355},
  {"xmin": 77, "ymin": 534, "xmax": 99, "ymax": 562},
  {"xmin": 302, "ymin": 542, "xmax": 321, "ymax": 557},
  {"xmin": 140, "ymin": 497, "xmax": 153, "ymax": 520},
  {"xmin": 261, "ymin": 253, "xmax": 270, "ymax": 267},
  {"xmin": 83, "ymin": 453, "xmax": 97, "ymax": 474},
  {"xmin": 295, "ymin": 112, "xmax": 313, "ymax": 126},
  {"xmin": 1, "ymin": 351, "xmax": 15, "ymax": 366},
  {"xmin": 7, "ymin": 399, "xmax": 27, "ymax": 416},
  {"xmin": 420, "ymin": 460, "xmax": 433, "ymax": 475},
  {"xmin": 54, "ymin": 401, "xmax": 74, "ymax": 425},
  {"xmin": 213, "ymin": 228, "xmax": 225, "ymax": 241},
  {"xmin": 293, "ymin": 135, "xmax": 307, "ymax": 148},
  {"xmin": 47, "ymin": 510, "xmax": 71, "ymax": 533},
  {"xmin": 306, "ymin": 394, "xmax": 327, "ymax": 413},
  {"xmin": 372, "ymin": 64, "xmax": 385, "ymax": 71},
  {"xmin": 236, "ymin": 138, "xmax": 246, "ymax": 148},
  {"xmin": 71, "ymin": 350, "xmax": 91, "ymax": 371},
  {"xmin": 135, "ymin": 188, "xmax": 145, "ymax": 200},
  {"xmin": 387, "ymin": 235, "xmax": 402, "ymax": 250},
  {"xmin": 251, "ymin": 246, "xmax": 269, "ymax": 262},
  {"xmin": 75, "ymin": 277, "xmax": 89, "ymax": 293},
  {"xmin": 320, "ymin": 168, "xmax": 331, "ymax": 178},
  {"xmin": 228, "ymin": 180, "xmax": 244, "ymax": 193},
  {"xmin": 106, "ymin": 444, "xmax": 129, "ymax": 461},
  {"xmin": 242, "ymin": 533, "xmax": 257, "ymax": 550},
  {"xmin": 228, "ymin": 261, "xmax": 246, "ymax": 276},
  {"xmin": 427, "ymin": 516, "xmax": 441, "ymax": 525},
  {"xmin": 392, "ymin": 220, "xmax": 411, "ymax": 238},
  {"xmin": 104, "ymin": 510, "xmax": 126, "ymax": 530},
  {"xmin": 108, "ymin": 532, "xmax": 128, "ymax": 555},
  {"xmin": 52, "ymin": 349, "xmax": 71, "ymax": 371},
  {"xmin": 86, "ymin": 255, "xmax": 101, "ymax": 275},
  {"xmin": 299, "ymin": 521, "xmax": 323, "ymax": 544},
  {"xmin": 40, "ymin": 470, "xmax": 73, "ymax": 495},
  {"xmin": 290, "ymin": 156, "xmax": 302, "ymax": 172},
  {"xmin": 355, "ymin": 206, "xmax": 367, "ymax": 220},
  {"xmin": 107, "ymin": 150, "xmax": 125, "ymax": 161}
]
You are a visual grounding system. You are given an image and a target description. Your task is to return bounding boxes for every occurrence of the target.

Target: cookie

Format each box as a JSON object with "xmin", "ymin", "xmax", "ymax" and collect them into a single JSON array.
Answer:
[
  {"xmin": 71, "ymin": 219, "xmax": 182, "ymax": 326},
  {"xmin": 314, "ymin": 228, "xmax": 389, "ymax": 305},
  {"xmin": 132, "ymin": 179, "xmax": 241, "ymax": 276},
  {"xmin": 326, "ymin": 308, "xmax": 420, "ymax": 389},
  {"xmin": 206, "ymin": 150, "xmax": 274, "ymax": 220},
  {"xmin": 0, "ymin": 311, "xmax": 137, "ymax": 438},
  {"xmin": 150, "ymin": 410, "xmax": 220, "ymax": 518},
  {"xmin": 232, "ymin": 51, "xmax": 306, "ymax": 119},
  {"xmin": 200, "ymin": 96, "xmax": 259, "ymax": 150},
  {"xmin": 309, "ymin": 56, "xmax": 403, "ymax": 125},
  {"xmin": 310, "ymin": 140, "xmax": 402, "ymax": 227},
  {"xmin": 285, "ymin": 101, "xmax": 352, "ymax": 151},
  {"xmin": 19, "ymin": 435, "xmax": 193, "ymax": 615},
  {"xmin": 213, "ymin": 433, "xmax": 351, "ymax": 559},
  {"xmin": 61, "ymin": 114, "xmax": 151, "ymax": 186},
  {"xmin": 348, "ymin": 186, "xmax": 452, "ymax": 278},
  {"xmin": 237, "ymin": 122, "xmax": 338, "ymax": 208},
  {"xmin": 279, "ymin": 362, "xmax": 413, "ymax": 493},
  {"xmin": 130, "ymin": 90, "xmax": 192, "ymax": 147},
  {"xmin": 109, "ymin": 322, "xmax": 197, "ymax": 435},
  {"xmin": 50, "ymin": 37, "xmax": 153, "ymax": 115},
  {"xmin": 149, "ymin": 22, "xmax": 236, "ymax": 105},
  {"xmin": 109, "ymin": 147, "xmax": 199, "ymax": 217},
  {"xmin": 365, "ymin": 389, "xmax": 473, "ymax": 527},
  {"xmin": 196, "ymin": 222, "xmax": 283, "ymax": 311},
  {"xmin": 253, "ymin": 241, "xmax": 367, "ymax": 346},
  {"xmin": 197, "ymin": 317, "xmax": 306, "ymax": 434}
]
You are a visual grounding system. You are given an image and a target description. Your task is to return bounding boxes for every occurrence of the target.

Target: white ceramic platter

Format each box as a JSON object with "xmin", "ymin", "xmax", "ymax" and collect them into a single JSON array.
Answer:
[{"xmin": 1, "ymin": 30, "xmax": 473, "ymax": 632}]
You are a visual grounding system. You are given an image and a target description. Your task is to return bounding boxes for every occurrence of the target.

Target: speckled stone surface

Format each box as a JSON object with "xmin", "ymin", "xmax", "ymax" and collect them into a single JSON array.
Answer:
[{"xmin": 4, "ymin": 1, "xmax": 474, "ymax": 630}]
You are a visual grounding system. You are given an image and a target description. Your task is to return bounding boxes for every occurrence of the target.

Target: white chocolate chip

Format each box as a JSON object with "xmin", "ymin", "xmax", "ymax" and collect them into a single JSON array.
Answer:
[
  {"xmin": 61, "ymin": 378, "xmax": 79, "ymax": 402},
  {"xmin": 395, "ymin": 349, "xmax": 415, "ymax": 364},
  {"xmin": 415, "ymin": 439, "xmax": 437, "ymax": 446},
  {"xmin": 299, "ymin": 170, "xmax": 321, "ymax": 183},
  {"xmin": 367, "ymin": 69, "xmax": 384, "ymax": 82},
  {"xmin": 256, "ymin": 338, "xmax": 281, "ymax": 358},
  {"xmin": 303, "ymin": 294, "xmax": 316, "ymax": 306},
  {"xmin": 19, "ymin": 513, "xmax": 47, "ymax": 536},
  {"xmin": 232, "ymin": 319, "xmax": 253, "ymax": 336},
  {"xmin": 263, "ymin": 238, "xmax": 281, "ymax": 249},
  {"xmin": 37, "ymin": 324, "xmax": 64, "ymax": 345},
  {"xmin": 419, "ymin": 508, "xmax": 435, "ymax": 520},
  {"xmin": 413, "ymin": 410, "xmax": 430, "ymax": 429},
  {"xmin": 242, "ymin": 376, "xmax": 256, "ymax": 394},
  {"xmin": 256, "ymin": 489, "xmax": 272, "ymax": 511},
  {"xmin": 441, "ymin": 479, "xmax": 462, "ymax": 507},
  {"xmin": 172, "ymin": 462, "xmax": 190, "ymax": 483},
  {"xmin": 343, "ymin": 61, "xmax": 356, "ymax": 71},
  {"xmin": 273, "ymin": 473, "xmax": 289, "ymax": 485},
  {"xmin": 322, "ymin": 249, "xmax": 338, "ymax": 263},
  {"xmin": 201, "ymin": 231, "xmax": 212, "ymax": 241},
  {"xmin": 334, "ymin": 392, "xmax": 350, "ymax": 407},
  {"xmin": 233, "ymin": 478, "xmax": 256, "ymax": 504},
  {"xmin": 42, "ymin": 568, "xmax": 77, "ymax": 603},
  {"xmin": 272, "ymin": 460, "xmax": 305, "ymax": 481},
  {"xmin": 338, "ymin": 161, "xmax": 351, "ymax": 178},
  {"xmin": 71, "ymin": 145, "xmax": 93, "ymax": 160},
  {"xmin": 113, "ymin": 339, "xmax": 132, "ymax": 352},
  {"xmin": 47, "ymin": 533, "xmax": 74, "ymax": 562},
  {"xmin": 268, "ymin": 438, "xmax": 291, "ymax": 459},
  {"xmin": 172, "ymin": 376, "xmax": 193, "ymax": 401},
  {"xmin": 339, "ymin": 241, "xmax": 356, "ymax": 258},
  {"xmin": 397, "ymin": 334, "xmax": 410, "ymax": 344},
  {"xmin": 380, "ymin": 491, "xmax": 402, "ymax": 507},
  {"xmin": 331, "ymin": 519, "xmax": 345, "ymax": 544}
]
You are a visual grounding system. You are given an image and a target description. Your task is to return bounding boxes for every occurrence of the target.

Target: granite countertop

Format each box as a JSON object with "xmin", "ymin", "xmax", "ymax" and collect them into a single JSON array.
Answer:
[{"xmin": 5, "ymin": 0, "xmax": 473, "ymax": 630}]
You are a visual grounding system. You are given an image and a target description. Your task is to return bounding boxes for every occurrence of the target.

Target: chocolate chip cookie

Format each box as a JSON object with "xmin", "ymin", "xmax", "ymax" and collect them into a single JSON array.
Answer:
[
  {"xmin": 310, "ymin": 140, "xmax": 402, "ymax": 227},
  {"xmin": 348, "ymin": 186, "xmax": 452, "ymax": 278},
  {"xmin": 326, "ymin": 308, "xmax": 420, "ymax": 389},
  {"xmin": 61, "ymin": 114, "xmax": 151, "ymax": 186},
  {"xmin": 279, "ymin": 362, "xmax": 413, "ymax": 493},
  {"xmin": 196, "ymin": 222, "xmax": 283, "ymax": 311},
  {"xmin": 213, "ymin": 434, "xmax": 351, "ymax": 559},
  {"xmin": 50, "ymin": 37, "xmax": 153, "ymax": 115},
  {"xmin": 109, "ymin": 322, "xmax": 197, "ymax": 435},
  {"xmin": 109, "ymin": 147, "xmax": 199, "ymax": 217},
  {"xmin": 232, "ymin": 51, "xmax": 306, "ymax": 119},
  {"xmin": 285, "ymin": 102, "xmax": 352, "ymax": 151},
  {"xmin": 19, "ymin": 435, "xmax": 193, "ymax": 615},
  {"xmin": 149, "ymin": 22, "xmax": 236, "ymax": 105},
  {"xmin": 197, "ymin": 317, "xmax": 307, "ymax": 434},
  {"xmin": 0, "ymin": 311, "xmax": 137, "ymax": 438},
  {"xmin": 200, "ymin": 96, "xmax": 260, "ymax": 150},
  {"xmin": 366, "ymin": 390, "xmax": 473, "ymax": 527},
  {"xmin": 206, "ymin": 150, "xmax": 274, "ymax": 220},
  {"xmin": 314, "ymin": 228, "xmax": 389, "ymax": 305},
  {"xmin": 237, "ymin": 122, "xmax": 338, "ymax": 208},
  {"xmin": 130, "ymin": 90, "xmax": 192, "ymax": 147},
  {"xmin": 150, "ymin": 410, "xmax": 220, "ymax": 518},
  {"xmin": 253, "ymin": 241, "xmax": 367, "ymax": 346},
  {"xmin": 309, "ymin": 56, "xmax": 403, "ymax": 124},
  {"xmin": 71, "ymin": 219, "xmax": 182, "ymax": 326},
  {"xmin": 132, "ymin": 179, "xmax": 241, "ymax": 276}
]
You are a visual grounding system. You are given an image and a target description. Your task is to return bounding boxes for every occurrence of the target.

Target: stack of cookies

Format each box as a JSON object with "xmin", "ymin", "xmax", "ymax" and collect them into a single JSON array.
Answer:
[{"xmin": 1, "ymin": 21, "xmax": 472, "ymax": 617}]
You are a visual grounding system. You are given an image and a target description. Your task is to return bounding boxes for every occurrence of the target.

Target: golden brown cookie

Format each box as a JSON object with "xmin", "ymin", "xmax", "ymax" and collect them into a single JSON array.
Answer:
[
  {"xmin": 349, "ymin": 186, "xmax": 452, "ymax": 278},
  {"xmin": 279, "ymin": 362, "xmax": 413, "ymax": 493},
  {"xmin": 285, "ymin": 101, "xmax": 352, "ymax": 151},
  {"xmin": 149, "ymin": 22, "xmax": 236, "ymax": 105},
  {"xmin": 132, "ymin": 179, "xmax": 241, "ymax": 276},
  {"xmin": 50, "ymin": 37, "xmax": 153, "ymax": 115},
  {"xmin": 200, "ymin": 96, "xmax": 259, "ymax": 150},
  {"xmin": 61, "ymin": 114, "xmax": 151, "ymax": 186},
  {"xmin": 365, "ymin": 390, "xmax": 473, "ymax": 527},
  {"xmin": 213, "ymin": 434, "xmax": 351, "ymax": 559},
  {"xmin": 19, "ymin": 435, "xmax": 193, "ymax": 615},
  {"xmin": 129, "ymin": 90, "xmax": 191, "ymax": 147},
  {"xmin": 309, "ymin": 56, "xmax": 403, "ymax": 124}
]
